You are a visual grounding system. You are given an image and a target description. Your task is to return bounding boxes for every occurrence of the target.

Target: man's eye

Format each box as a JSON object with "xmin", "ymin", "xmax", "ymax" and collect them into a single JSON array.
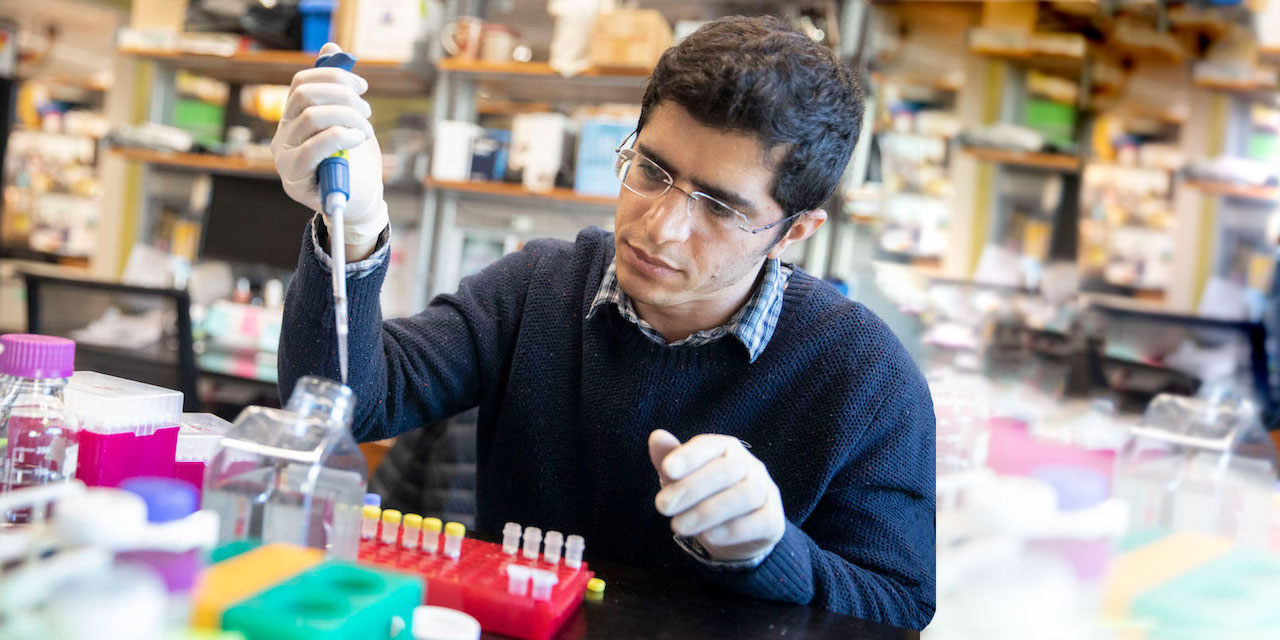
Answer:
[
  {"xmin": 639, "ymin": 162, "xmax": 666, "ymax": 182},
  {"xmin": 705, "ymin": 199, "xmax": 738, "ymax": 219}
]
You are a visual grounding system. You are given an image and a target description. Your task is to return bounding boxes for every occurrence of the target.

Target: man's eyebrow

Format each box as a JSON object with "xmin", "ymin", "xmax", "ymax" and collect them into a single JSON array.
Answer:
[{"xmin": 636, "ymin": 142, "xmax": 757, "ymax": 211}]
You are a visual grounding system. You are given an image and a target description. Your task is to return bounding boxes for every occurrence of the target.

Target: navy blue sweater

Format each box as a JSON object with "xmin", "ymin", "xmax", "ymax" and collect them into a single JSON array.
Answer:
[{"xmin": 280, "ymin": 223, "xmax": 936, "ymax": 629}]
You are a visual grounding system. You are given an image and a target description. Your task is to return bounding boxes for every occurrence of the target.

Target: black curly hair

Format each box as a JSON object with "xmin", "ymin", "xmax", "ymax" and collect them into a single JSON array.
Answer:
[{"xmin": 638, "ymin": 15, "xmax": 864, "ymax": 238}]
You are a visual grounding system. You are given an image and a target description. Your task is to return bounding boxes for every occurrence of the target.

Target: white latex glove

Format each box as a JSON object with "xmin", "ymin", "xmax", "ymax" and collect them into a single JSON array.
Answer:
[
  {"xmin": 271, "ymin": 42, "xmax": 387, "ymax": 247},
  {"xmin": 649, "ymin": 430, "xmax": 787, "ymax": 563}
]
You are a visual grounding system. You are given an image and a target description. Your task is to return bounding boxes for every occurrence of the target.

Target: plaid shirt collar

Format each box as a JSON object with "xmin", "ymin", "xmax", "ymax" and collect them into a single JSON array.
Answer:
[{"xmin": 586, "ymin": 257, "xmax": 793, "ymax": 363}]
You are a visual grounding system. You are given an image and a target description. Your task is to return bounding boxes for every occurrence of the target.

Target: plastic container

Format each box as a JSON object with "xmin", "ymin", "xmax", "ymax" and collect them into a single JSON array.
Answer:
[
  {"xmin": 174, "ymin": 413, "xmax": 234, "ymax": 506},
  {"xmin": 573, "ymin": 119, "xmax": 635, "ymax": 197},
  {"xmin": 413, "ymin": 605, "xmax": 480, "ymax": 640},
  {"xmin": 1114, "ymin": 392, "xmax": 1279, "ymax": 547},
  {"xmin": 1131, "ymin": 549, "xmax": 1280, "ymax": 632},
  {"xmin": 220, "ymin": 561, "xmax": 422, "ymax": 639},
  {"xmin": 298, "ymin": 0, "xmax": 337, "ymax": 54},
  {"xmin": 118, "ymin": 477, "xmax": 204, "ymax": 594},
  {"xmin": 1027, "ymin": 465, "xmax": 1114, "ymax": 581},
  {"xmin": 203, "ymin": 376, "xmax": 368, "ymax": 559},
  {"xmin": 64, "ymin": 372, "xmax": 183, "ymax": 488},
  {"xmin": 50, "ymin": 483, "xmax": 219, "ymax": 631},
  {"xmin": 0, "ymin": 334, "xmax": 78, "ymax": 525}
]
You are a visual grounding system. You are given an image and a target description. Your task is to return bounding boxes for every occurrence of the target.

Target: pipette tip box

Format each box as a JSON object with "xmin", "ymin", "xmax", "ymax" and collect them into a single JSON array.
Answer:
[{"xmin": 65, "ymin": 371, "xmax": 184, "ymax": 487}]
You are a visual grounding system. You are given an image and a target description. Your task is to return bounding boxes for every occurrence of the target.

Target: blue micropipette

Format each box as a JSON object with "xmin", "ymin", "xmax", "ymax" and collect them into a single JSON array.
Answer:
[{"xmin": 314, "ymin": 51, "xmax": 357, "ymax": 384}]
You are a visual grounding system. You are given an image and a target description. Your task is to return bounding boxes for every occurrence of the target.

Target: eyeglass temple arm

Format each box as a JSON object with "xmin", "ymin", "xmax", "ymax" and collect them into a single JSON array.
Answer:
[{"xmin": 616, "ymin": 129, "xmax": 640, "ymax": 153}]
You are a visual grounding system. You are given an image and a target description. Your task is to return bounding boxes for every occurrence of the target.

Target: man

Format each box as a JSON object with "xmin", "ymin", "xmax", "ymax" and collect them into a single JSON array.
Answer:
[{"xmin": 273, "ymin": 16, "xmax": 935, "ymax": 630}]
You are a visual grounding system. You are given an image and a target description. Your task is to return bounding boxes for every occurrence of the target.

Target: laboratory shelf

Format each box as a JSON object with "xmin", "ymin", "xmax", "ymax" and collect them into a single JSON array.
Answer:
[
  {"xmin": 118, "ymin": 46, "xmax": 432, "ymax": 95},
  {"xmin": 436, "ymin": 58, "xmax": 650, "ymax": 104},
  {"xmin": 1184, "ymin": 180, "xmax": 1280, "ymax": 203},
  {"xmin": 962, "ymin": 146, "xmax": 1082, "ymax": 172},
  {"xmin": 425, "ymin": 178, "xmax": 618, "ymax": 207},
  {"xmin": 112, "ymin": 147, "xmax": 277, "ymax": 177}
]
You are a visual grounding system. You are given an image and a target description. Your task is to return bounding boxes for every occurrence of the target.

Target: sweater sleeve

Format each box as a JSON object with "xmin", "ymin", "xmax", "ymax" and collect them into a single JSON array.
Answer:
[
  {"xmin": 278, "ymin": 217, "xmax": 549, "ymax": 442},
  {"xmin": 686, "ymin": 363, "xmax": 937, "ymax": 631}
]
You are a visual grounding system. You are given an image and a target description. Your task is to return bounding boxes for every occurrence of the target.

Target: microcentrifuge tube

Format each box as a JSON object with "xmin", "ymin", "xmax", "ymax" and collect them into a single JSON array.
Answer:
[
  {"xmin": 381, "ymin": 509, "xmax": 402, "ymax": 545},
  {"xmin": 522, "ymin": 526, "xmax": 542, "ymax": 561},
  {"xmin": 502, "ymin": 522, "xmax": 522, "ymax": 555},
  {"xmin": 422, "ymin": 517, "xmax": 443, "ymax": 553},
  {"xmin": 402, "ymin": 513, "xmax": 423, "ymax": 550},
  {"xmin": 361, "ymin": 506, "xmax": 381, "ymax": 540},
  {"xmin": 529, "ymin": 569, "xmax": 560, "ymax": 602},
  {"xmin": 543, "ymin": 530, "xmax": 564, "ymax": 565},
  {"xmin": 564, "ymin": 534, "xmax": 585, "ymax": 569},
  {"xmin": 364, "ymin": 493, "xmax": 381, "ymax": 508},
  {"xmin": 505, "ymin": 564, "xmax": 531, "ymax": 596},
  {"xmin": 443, "ymin": 522, "xmax": 465, "ymax": 559}
]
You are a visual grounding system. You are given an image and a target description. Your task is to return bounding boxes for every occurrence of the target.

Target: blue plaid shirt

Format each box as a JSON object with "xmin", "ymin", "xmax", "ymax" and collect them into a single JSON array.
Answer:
[{"xmin": 586, "ymin": 257, "xmax": 793, "ymax": 363}]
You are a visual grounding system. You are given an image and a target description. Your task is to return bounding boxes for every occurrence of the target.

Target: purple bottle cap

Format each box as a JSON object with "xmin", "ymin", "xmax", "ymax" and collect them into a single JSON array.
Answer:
[
  {"xmin": 119, "ymin": 476, "xmax": 198, "ymax": 523},
  {"xmin": 0, "ymin": 334, "xmax": 75, "ymax": 379},
  {"xmin": 1032, "ymin": 465, "xmax": 1109, "ymax": 511}
]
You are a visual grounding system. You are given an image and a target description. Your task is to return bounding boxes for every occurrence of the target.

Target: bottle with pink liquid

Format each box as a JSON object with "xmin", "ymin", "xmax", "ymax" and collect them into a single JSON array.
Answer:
[{"xmin": 0, "ymin": 334, "xmax": 78, "ymax": 526}]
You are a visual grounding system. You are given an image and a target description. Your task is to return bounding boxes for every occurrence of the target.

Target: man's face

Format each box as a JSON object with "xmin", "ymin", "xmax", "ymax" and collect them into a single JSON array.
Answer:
[{"xmin": 613, "ymin": 102, "xmax": 788, "ymax": 311}]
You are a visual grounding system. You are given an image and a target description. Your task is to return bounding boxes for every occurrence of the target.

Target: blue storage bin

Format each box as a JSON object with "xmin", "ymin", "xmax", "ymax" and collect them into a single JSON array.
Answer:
[
  {"xmin": 299, "ymin": 0, "xmax": 337, "ymax": 54},
  {"xmin": 575, "ymin": 119, "xmax": 636, "ymax": 198}
]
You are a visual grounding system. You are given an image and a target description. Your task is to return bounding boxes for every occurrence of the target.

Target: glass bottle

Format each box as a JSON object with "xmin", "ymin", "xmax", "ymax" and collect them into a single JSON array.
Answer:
[{"xmin": 0, "ymin": 334, "xmax": 78, "ymax": 525}]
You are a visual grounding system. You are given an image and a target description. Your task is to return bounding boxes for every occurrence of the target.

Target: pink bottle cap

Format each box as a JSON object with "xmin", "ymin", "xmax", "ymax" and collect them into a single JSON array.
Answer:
[{"xmin": 0, "ymin": 334, "xmax": 75, "ymax": 379}]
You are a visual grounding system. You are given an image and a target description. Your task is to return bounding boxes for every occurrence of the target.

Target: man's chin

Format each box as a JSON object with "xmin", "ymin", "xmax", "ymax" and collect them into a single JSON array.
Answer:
[{"xmin": 616, "ymin": 270, "xmax": 671, "ymax": 307}]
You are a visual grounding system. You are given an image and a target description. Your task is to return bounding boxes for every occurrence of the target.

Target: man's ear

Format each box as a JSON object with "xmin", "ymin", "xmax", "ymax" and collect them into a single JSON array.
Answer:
[{"xmin": 767, "ymin": 209, "xmax": 828, "ymax": 260}]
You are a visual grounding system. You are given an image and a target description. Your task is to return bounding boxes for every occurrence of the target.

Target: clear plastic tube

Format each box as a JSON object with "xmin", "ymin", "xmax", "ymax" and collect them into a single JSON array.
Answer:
[
  {"xmin": 502, "ymin": 521, "xmax": 522, "ymax": 555},
  {"xmin": 522, "ymin": 526, "xmax": 542, "ymax": 561},
  {"xmin": 564, "ymin": 534, "xmax": 585, "ymax": 569},
  {"xmin": 543, "ymin": 531, "xmax": 564, "ymax": 565}
]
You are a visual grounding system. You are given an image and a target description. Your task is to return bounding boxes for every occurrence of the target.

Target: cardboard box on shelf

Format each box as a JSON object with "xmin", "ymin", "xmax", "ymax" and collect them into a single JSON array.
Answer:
[
  {"xmin": 336, "ymin": 0, "xmax": 422, "ymax": 62},
  {"xmin": 981, "ymin": 0, "xmax": 1037, "ymax": 33},
  {"xmin": 131, "ymin": 0, "xmax": 188, "ymax": 32},
  {"xmin": 589, "ymin": 9, "xmax": 672, "ymax": 71}
]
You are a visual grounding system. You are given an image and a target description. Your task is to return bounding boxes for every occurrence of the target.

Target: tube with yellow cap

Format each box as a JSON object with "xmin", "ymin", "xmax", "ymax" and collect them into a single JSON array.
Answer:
[
  {"xmin": 380, "ymin": 509, "xmax": 402, "ymax": 545},
  {"xmin": 421, "ymin": 517, "xmax": 443, "ymax": 554},
  {"xmin": 443, "ymin": 521, "xmax": 465, "ymax": 559},
  {"xmin": 360, "ymin": 505, "xmax": 381, "ymax": 540},
  {"xmin": 401, "ymin": 513, "xmax": 423, "ymax": 550}
]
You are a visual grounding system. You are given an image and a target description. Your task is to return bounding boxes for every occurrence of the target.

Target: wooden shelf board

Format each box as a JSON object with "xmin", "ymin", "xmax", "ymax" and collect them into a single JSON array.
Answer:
[
  {"xmin": 477, "ymin": 100, "xmax": 555, "ymax": 116},
  {"xmin": 115, "ymin": 149, "xmax": 422, "ymax": 191},
  {"xmin": 1184, "ymin": 180, "xmax": 1279, "ymax": 202},
  {"xmin": 962, "ymin": 147, "xmax": 1081, "ymax": 171},
  {"xmin": 438, "ymin": 58, "xmax": 649, "ymax": 105},
  {"xmin": 437, "ymin": 58, "xmax": 650, "ymax": 78},
  {"xmin": 112, "ymin": 147, "xmax": 277, "ymax": 176},
  {"xmin": 869, "ymin": 71, "xmax": 962, "ymax": 92},
  {"xmin": 969, "ymin": 46, "xmax": 1084, "ymax": 76},
  {"xmin": 118, "ymin": 47, "xmax": 432, "ymax": 95},
  {"xmin": 426, "ymin": 178, "xmax": 618, "ymax": 206},
  {"xmin": 1193, "ymin": 78, "xmax": 1278, "ymax": 93},
  {"xmin": 0, "ymin": 247, "xmax": 91, "ymax": 268}
]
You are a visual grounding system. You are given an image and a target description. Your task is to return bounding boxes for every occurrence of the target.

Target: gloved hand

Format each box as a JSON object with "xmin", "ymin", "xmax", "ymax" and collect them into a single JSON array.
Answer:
[
  {"xmin": 648, "ymin": 430, "xmax": 787, "ymax": 563},
  {"xmin": 271, "ymin": 42, "xmax": 387, "ymax": 248}
]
